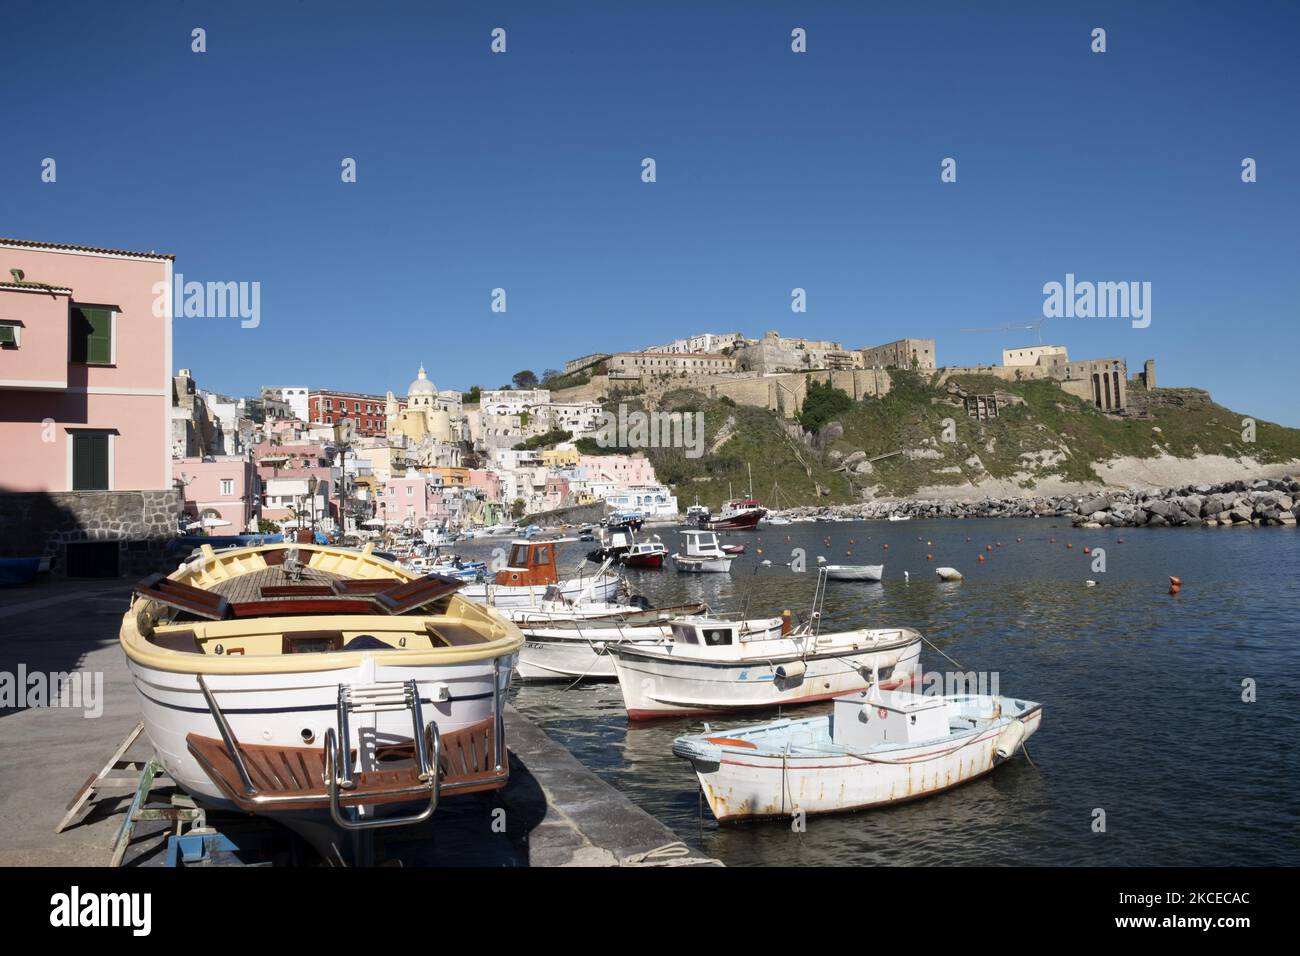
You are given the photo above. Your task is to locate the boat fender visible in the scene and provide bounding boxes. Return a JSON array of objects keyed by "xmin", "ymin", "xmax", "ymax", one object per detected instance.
[
  {"xmin": 774, "ymin": 660, "xmax": 806, "ymax": 681},
  {"xmin": 994, "ymin": 720, "xmax": 1027, "ymax": 759}
]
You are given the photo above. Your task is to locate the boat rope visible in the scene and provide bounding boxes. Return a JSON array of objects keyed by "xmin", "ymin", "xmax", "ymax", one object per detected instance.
[
  {"xmin": 1020, "ymin": 741, "xmax": 1038, "ymax": 770},
  {"xmin": 916, "ymin": 630, "xmax": 966, "ymax": 672},
  {"xmin": 620, "ymin": 841, "xmax": 724, "ymax": 867}
]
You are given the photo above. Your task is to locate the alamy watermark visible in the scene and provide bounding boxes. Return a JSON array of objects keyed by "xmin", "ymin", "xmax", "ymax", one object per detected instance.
[
  {"xmin": 1043, "ymin": 272, "xmax": 1151, "ymax": 328},
  {"xmin": 594, "ymin": 404, "xmax": 705, "ymax": 458},
  {"xmin": 0, "ymin": 666, "xmax": 103, "ymax": 717},
  {"xmin": 152, "ymin": 274, "xmax": 261, "ymax": 329}
]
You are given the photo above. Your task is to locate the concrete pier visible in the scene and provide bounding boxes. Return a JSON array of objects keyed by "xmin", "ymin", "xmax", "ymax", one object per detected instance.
[{"xmin": 0, "ymin": 579, "xmax": 716, "ymax": 867}]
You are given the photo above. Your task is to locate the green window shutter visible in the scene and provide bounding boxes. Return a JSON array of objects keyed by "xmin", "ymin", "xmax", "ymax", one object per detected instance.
[
  {"xmin": 72, "ymin": 433, "xmax": 109, "ymax": 491},
  {"xmin": 70, "ymin": 306, "xmax": 112, "ymax": 364}
]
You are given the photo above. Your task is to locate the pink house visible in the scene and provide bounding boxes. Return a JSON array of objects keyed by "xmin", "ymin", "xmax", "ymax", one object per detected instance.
[
  {"xmin": 0, "ymin": 238, "xmax": 178, "ymax": 576},
  {"xmin": 378, "ymin": 471, "xmax": 448, "ymax": 528},
  {"xmin": 173, "ymin": 456, "xmax": 256, "ymax": 532},
  {"xmin": 467, "ymin": 468, "xmax": 503, "ymax": 503},
  {"xmin": 578, "ymin": 453, "xmax": 657, "ymax": 487}
]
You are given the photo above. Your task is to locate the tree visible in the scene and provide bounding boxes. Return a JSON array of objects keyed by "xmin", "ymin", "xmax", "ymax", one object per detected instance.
[
  {"xmin": 798, "ymin": 377, "xmax": 854, "ymax": 432},
  {"xmin": 512, "ymin": 370, "xmax": 539, "ymax": 390},
  {"xmin": 541, "ymin": 368, "xmax": 561, "ymax": 384},
  {"xmin": 510, "ymin": 497, "xmax": 527, "ymax": 519},
  {"xmin": 465, "ymin": 385, "xmax": 482, "ymax": 404}
]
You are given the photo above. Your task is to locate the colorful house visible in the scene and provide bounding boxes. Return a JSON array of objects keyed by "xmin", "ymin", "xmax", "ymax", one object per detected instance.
[{"xmin": 0, "ymin": 238, "xmax": 179, "ymax": 576}]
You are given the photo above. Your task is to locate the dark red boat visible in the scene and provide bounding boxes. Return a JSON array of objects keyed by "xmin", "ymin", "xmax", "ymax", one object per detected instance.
[
  {"xmin": 705, "ymin": 499, "xmax": 766, "ymax": 530},
  {"xmin": 619, "ymin": 541, "xmax": 667, "ymax": 569}
]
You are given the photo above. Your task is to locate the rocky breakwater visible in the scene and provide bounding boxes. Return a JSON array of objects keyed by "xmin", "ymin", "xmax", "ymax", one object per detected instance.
[
  {"xmin": 1062, "ymin": 477, "xmax": 1299, "ymax": 528},
  {"xmin": 780, "ymin": 477, "xmax": 1300, "ymax": 528}
]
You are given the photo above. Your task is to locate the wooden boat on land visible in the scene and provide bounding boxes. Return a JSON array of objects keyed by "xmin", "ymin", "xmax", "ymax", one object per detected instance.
[
  {"xmin": 671, "ymin": 530, "xmax": 733, "ymax": 573},
  {"xmin": 119, "ymin": 542, "xmax": 523, "ymax": 863},
  {"xmin": 823, "ymin": 563, "xmax": 884, "ymax": 582},
  {"xmin": 459, "ymin": 538, "xmax": 620, "ymax": 607},
  {"xmin": 673, "ymin": 690, "xmax": 1042, "ymax": 821}
]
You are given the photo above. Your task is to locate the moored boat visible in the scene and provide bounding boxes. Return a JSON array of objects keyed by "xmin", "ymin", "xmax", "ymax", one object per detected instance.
[
  {"xmin": 673, "ymin": 690, "xmax": 1042, "ymax": 821},
  {"xmin": 459, "ymin": 538, "xmax": 620, "ymax": 607},
  {"xmin": 671, "ymin": 530, "xmax": 733, "ymax": 573},
  {"xmin": 517, "ymin": 614, "xmax": 783, "ymax": 682},
  {"xmin": 118, "ymin": 541, "xmax": 523, "ymax": 863},
  {"xmin": 619, "ymin": 539, "xmax": 668, "ymax": 569},
  {"xmin": 705, "ymin": 498, "xmax": 766, "ymax": 530},
  {"xmin": 823, "ymin": 563, "xmax": 884, "ymax": 582},
  {"xmin": 606, "ymin": 614, "xmax": 922, "ymax": 718}
]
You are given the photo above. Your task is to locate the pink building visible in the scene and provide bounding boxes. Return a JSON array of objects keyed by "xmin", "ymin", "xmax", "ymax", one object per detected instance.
[
  {"xmin": 173, "ymin": 456, "xmax": 256, "ymax": 533},
  {"xmin": 468, "ymin": 468, "xmax": 503, "ymax": 503},
  {"xmin": 0, "ymin": 238, "xmax": 178, "ymax": 576},
  {"xmin": 378, "ymin": 472, "xmax": 448, "ymax": 528},
  {"xmin": 579, "ymin": 453, "xmax": 657, "ymax": 487}
]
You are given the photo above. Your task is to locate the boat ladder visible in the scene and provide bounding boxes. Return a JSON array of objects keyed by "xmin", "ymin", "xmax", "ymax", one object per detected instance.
[{"xmin": 324, "ymin": 679, "xmax": 442, "ymax": 831}]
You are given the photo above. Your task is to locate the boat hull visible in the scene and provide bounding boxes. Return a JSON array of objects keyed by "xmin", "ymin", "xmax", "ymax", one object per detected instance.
[
  {"xmin": 706, "ymin": 510, "xmax": 763, "ymax": 530},
  {"xmin": 679, "ymin": 700, "xmax": 1042, "ymax": 821},
  {"xmin": 609, "ymin": 638, "xmax": 921, "ymax": 719},
  {"xmin": 460, "ymin": 573, "xmax": 620, "ymax": 608},
  {"xmin": 823, "ymin": 564, "xmax": 884, "ymax": 582},
  {"xmin": 620, "ymin": 551, "xmax": 665, "ymax": 569},
  {"xmin": 671, "ymin": 554, "xmax": 733, "ymax": 573},
  {"xmin": 127, "ymin": 653, "xmax": 516, "ymax": 807}
]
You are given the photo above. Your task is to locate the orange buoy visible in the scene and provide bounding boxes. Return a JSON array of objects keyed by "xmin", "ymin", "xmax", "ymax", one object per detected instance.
[
  {"xmin": 883, "ymin": 544, "xmax": 889, "ymax": 550},
  {"xmin": 1083, "ymin": 546, "xmax": 1091, "ymax": 555},
  {"xmin": 1066, "ymin": 543, "xmax": 1073, "ymax": 549},
  {"xmin": 986, "ymin": 544, "xmax": 993, "ymax": 552},
  {"xmin": 926, "ymin": 553, "xmax": 933, "ymax": 560},
  {"xmin": 1169, "ymin": 575, "xmax": 1182, "ymax": 595}
]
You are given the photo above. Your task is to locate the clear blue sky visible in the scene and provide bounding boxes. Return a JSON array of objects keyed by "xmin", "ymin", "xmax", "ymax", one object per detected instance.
[{"xmin": 3, "ymin": 1, "xmax": 1297, "ymax": 425}]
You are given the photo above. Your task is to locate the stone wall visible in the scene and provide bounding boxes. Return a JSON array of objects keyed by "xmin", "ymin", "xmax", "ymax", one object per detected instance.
[
  {"xmin": 0, "ymin": 489, "xmax": 182, "ymax": 577},
  {"xmin": 524, "ymin": 501, "xmax": 608, "ymax": 528}
]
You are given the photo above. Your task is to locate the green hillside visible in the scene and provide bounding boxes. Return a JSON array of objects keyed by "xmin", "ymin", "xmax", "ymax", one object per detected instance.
[{"xmin": 612, "ymin": 372, "xmax": 1300, "ymax": 506}]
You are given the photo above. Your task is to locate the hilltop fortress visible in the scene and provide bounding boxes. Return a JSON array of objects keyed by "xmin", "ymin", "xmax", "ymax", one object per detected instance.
[{"xmin": 556, "ymin": 330, "xmax": 1157, "ymax": 420}]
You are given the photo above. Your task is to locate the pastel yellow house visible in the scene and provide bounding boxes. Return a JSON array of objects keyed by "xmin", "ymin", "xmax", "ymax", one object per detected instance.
[{"xmin": 541, "ymin": 447, "xmax": 580, "ymax": 468}]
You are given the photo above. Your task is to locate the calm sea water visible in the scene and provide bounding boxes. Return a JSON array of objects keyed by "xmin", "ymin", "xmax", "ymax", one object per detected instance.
[{"xmin": 461, "ymin": 519, "xmax": 1300, "ymax": 866}]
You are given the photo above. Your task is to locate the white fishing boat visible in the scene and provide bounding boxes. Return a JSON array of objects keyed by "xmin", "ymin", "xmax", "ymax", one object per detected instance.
[
  {"xmin": 517, "ymin": 615, "xmax": 785, "ymax": 682},
  {"xmin": 671, "ymin": 530, "xmax": 733, "ymax": 573},
  {"xmin": 887, "ymin": 514, "xmax": 912, "ymax": 522},
  {"xmin": 119, "ymin": 542, "xmax": 523, "ymax": 863},
  {"xmin": 459, "ymin": 538, "xmax": 621, "ymax": 608},
  {"xmin": 607, "ymin": 621, "xmax": 921, "ymax": 719},
  {"xmin": 823, "ymin": 564, "xmax": 884, "ymax": 582},
  {"xmin": 765, "ymin": 515, "xmax": 792, "ymax": 526},
  {"xmin": 673, "ymin": 689, "xmax": 1043, "ymax": 821}
]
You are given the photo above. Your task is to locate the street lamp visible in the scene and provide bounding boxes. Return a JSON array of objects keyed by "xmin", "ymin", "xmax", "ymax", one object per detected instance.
[
  {"xmin": 307, "ymin": 475, "xmax": 319, "ymax": 534},
  {"xmin": 333, "ymin": 417, "xmax": 353, "ymax": 540}
]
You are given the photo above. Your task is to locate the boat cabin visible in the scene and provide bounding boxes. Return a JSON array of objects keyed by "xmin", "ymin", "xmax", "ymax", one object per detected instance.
[
  {"xmin": 832, "ymin": 690, "xmax": 949, "ymax": 748},
  {"xmin": 496, "ymin": 539, "xmax": 563, "ymax": 587},
  {"xmin": 670, "ymin": 618, "xmax": 739, "ymax": 647},
  {"xmin": 680, "ymin": 530, "xmax": 723, "ymax": 557}
]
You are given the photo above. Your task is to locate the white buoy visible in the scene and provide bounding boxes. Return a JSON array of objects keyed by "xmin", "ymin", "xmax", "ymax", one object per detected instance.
[
  {"xmin": 935, "ymin": 567, "xmax": 963, "ymax": 582},
  {"xmin": 904, "ymin": 571, "xmax": 910, "ymax": 583},
  {"xmin": 995, "ymin": 720, "xmax": 1027, "ymax": 759},
  {"xmin": 1085, "ymin": 580, "xmax": 1097, "ymax": 587}
]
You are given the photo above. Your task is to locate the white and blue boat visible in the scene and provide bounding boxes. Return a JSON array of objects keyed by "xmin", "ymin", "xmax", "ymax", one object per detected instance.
[{"xmin": 672, "ymin": 689, "xmax": 1042, "ymax": 822}]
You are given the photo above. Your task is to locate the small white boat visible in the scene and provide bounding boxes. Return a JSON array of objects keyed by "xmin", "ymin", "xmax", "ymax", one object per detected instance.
[
  {"xmin": 515, "ymin": 614, "xmax": 780, "ymax": 682},
  {"xmin": 607, "ymin": 615, "xmax": 921, "ymax": 718},
  {"xmin": 673, "ymin": 689, "xmax": 1042, "ymax": 821},
  {"xmin": 823, "ymin": 564, "xmax": 884, "ymax": 582},
  {"xmin": 671, "ymin": 530, "xmax": 733, "ymax": 573},
  {"xmin": 887, "ymin": 514, "xmax": 912, "ymax": 522},
  {"xmin": 765, "ymin": 515, "xmax": 792, "ymax": 526}
]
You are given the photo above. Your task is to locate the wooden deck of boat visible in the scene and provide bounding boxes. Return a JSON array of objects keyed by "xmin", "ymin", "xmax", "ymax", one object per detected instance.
[{"xmin": 208, "ymin": 567, "xmax": 354, "ymax": 604}]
